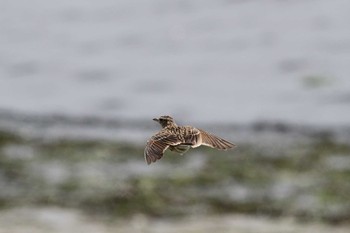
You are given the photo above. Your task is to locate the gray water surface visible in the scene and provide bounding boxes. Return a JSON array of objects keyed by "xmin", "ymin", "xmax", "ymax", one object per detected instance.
[{"xmin": 1, "ymin": 0, "xmax": 350, "ymax": 129}]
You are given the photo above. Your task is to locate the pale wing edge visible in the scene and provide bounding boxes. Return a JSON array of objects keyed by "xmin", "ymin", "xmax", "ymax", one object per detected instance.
[{"xmin": 199, "ymin": 129, "xmax": 236, "ymax": 150}]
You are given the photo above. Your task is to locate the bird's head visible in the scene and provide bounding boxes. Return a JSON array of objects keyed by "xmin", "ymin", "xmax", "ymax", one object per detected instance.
[{"xmin": 153, "ymin": 115, "xmax": 176, "ymax": 128}]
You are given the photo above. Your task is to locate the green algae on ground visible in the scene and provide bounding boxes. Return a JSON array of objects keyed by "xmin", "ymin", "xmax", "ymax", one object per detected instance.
[{"xmin": 0, "ymin": 129, "xmax": 349, "ymax": 223}]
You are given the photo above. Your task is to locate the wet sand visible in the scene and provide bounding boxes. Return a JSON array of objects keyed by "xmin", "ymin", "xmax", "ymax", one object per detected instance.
[{"xmin": 0, "ymin": 207, "xmax": 349, "ymax": 233}]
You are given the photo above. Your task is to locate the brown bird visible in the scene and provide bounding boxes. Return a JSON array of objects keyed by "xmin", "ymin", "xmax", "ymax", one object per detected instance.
[{"xmin": 144, "ymin": 115, "xmax": 236, "ymax": 165}]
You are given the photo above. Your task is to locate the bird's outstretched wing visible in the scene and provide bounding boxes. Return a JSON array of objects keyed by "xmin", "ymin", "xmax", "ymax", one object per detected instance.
[
  {"xmin": 144, "ymin": 130, "xmax": 182, "ymax": 165},
  {"xmin": 198, "ymin": 129, "xmax": 236, "ymax": 150}
]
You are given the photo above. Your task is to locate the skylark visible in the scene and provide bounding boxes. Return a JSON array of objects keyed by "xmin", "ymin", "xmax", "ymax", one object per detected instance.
[{"xmin": 144, "ymin": 115, "xmax": 236, "ymax": 165}]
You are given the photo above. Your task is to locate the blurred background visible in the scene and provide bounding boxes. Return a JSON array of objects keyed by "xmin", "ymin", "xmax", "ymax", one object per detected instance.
[{"xmin": 0, "ymin": 0, "xmax": 349, "ymax": 232}]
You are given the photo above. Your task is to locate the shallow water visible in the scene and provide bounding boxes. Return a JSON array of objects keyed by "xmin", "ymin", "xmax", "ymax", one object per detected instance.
[{"xmin": 1, "ymin": 0, "xmax": 350, "ymax": 128}]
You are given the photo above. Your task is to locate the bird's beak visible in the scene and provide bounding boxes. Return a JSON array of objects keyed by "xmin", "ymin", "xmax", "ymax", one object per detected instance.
[{"xmin": 153, "ymin": 118, "xmax": 159, "ymax": 122}]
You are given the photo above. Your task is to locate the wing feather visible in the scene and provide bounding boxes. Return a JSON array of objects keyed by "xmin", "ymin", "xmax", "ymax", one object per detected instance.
[
  {"xmin": 199, "ymin": 129, "xmax": 236, "ymax": 150},
  {"xmin": 144, "ymin": 130, "xmax": 181, "ymax": 165}
]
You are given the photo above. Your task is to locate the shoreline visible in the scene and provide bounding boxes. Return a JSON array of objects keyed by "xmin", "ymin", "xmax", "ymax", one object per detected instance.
[{"xmin": 1, "ymin": 110, "xmax": 349, "ymax": 144}]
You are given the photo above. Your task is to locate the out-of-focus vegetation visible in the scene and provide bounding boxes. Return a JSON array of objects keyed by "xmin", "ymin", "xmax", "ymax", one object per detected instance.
[{"xmin": 0, "ymin": 128, "xmax": 349, "ymax": 224}]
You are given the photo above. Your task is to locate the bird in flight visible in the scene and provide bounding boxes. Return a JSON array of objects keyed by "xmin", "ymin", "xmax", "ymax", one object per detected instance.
[{"xmin": 144, "ymin": 115, "xmax": 236, "ymax": 165}]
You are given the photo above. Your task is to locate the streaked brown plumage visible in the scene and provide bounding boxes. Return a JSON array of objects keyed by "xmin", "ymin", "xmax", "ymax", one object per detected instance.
[{"xmin": 144, "ymin": 115, "xmax": 236, "ymax": 165}]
